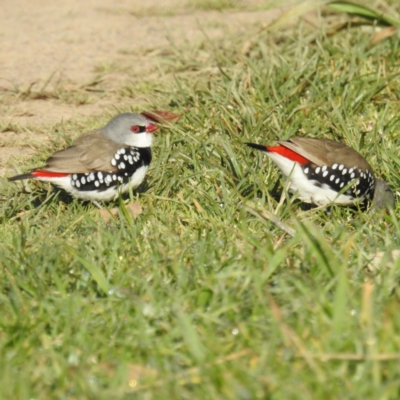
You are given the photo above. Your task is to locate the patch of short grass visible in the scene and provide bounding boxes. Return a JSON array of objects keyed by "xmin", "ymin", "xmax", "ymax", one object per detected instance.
[
  {"xmin": 1, "ymin": 2, "xmax": 400, "ymax": 399},
  {"xmin": 187, "ymin": 0, "xmax": 241, "ymax": 11}
]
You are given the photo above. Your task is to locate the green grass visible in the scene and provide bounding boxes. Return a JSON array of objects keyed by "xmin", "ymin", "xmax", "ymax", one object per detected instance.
[
  {"xmin": 187, "ymin": 0, "xmax": 242, "ymax": 11},
  {"xmin": 1, "ymin": 3, "xmax": 400, "ymax": 399}
]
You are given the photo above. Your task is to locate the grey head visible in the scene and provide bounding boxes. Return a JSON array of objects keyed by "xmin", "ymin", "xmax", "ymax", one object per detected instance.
[
  {"xmin": 102, "ymin": 113, "xmax": 158, "ymax": 147},
  {"xmin": 373, "ymin": 179, "xmax": 395, "ymax": 209}
]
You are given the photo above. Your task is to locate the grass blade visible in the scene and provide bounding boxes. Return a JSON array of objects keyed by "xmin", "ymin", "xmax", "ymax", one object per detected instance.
[{"xmin": 327, "ymin": 1, "xmax": 400, "ymax": 26}]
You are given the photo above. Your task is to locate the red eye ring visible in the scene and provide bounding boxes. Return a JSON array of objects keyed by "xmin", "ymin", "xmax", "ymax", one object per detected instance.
[{"xmin": 130, "ymin": 125, "xmax": 140, "ymax": 133}]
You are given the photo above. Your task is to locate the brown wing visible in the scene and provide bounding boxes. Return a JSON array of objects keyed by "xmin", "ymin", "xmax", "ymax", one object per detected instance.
[
  {"xmin": 40, "ymin": 130, "xmax": 121, "ymax": 173},
  {"xmin": 279, "ymin": 138, "xmax": 373, "ymax": 171}
]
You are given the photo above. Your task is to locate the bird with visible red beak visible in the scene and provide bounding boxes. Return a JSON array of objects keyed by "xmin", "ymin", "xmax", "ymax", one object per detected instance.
[{"xmin": 8, "ymin": 113, "xmax": 158, "ymax": 205}]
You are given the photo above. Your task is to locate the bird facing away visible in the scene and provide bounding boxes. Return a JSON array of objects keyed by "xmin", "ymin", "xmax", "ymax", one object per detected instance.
[
  {"xmin": 246, "ymin": 137, "xmax": 394, "ymax": 209},
  {"xmin": 8, "ymin": 113, "xmax": 158, "ymax": 203}
]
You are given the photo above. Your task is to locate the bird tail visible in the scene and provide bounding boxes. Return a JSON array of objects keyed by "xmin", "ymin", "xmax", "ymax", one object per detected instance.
[
  {"xmin": 246, "ymin": 142, "xmax": 309, "ymax": 165},
  {"xmin": 8, "ymin": 173, "xmax": 34, "ymax": 182},
  {"xmin": 9, "ymin": 170, "xmax": 70, "ymax": 181},
  {"xmin": 246, "ymin": 143, "xmax": 268, "ymax": 152}
]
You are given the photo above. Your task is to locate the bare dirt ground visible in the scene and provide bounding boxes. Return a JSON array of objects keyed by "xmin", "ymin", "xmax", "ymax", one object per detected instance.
[{"xmin": 0, "ymin": 0, "xmax": 284, "ymax": 176}]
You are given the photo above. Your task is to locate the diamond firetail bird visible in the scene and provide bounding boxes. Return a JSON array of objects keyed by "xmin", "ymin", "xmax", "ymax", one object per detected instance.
[
  {"xmin": 246, "ymin": 137, "xmax": 394, "ymax": 209},
  {"xmin": 8, "ymin": 113, "xmax": 158, "ymax": 203}
]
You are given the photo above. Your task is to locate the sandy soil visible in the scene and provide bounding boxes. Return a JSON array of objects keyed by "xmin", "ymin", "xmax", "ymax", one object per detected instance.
[{"xmin": 0, "ymin": 0, "xmax": 284, "ymax": 175}]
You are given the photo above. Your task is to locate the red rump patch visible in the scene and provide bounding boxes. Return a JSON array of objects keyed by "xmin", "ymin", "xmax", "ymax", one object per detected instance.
[
  {"xmin": 32, "ymin": 171, "xmax": 69, "ymax": 178},
  {"xmin": 267, "ymin": 145, "xmax": 310, "ymax": 165}
]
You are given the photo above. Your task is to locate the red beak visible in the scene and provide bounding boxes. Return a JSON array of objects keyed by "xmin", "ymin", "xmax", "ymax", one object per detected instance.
[{"xmin": 146, "ymin": 123, "xmax": 158, "ymax": 133}]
